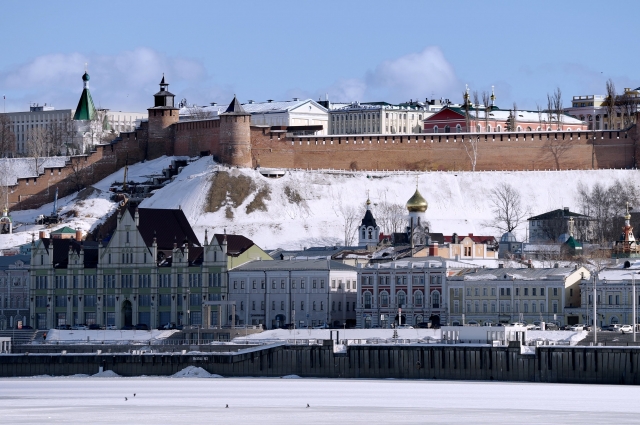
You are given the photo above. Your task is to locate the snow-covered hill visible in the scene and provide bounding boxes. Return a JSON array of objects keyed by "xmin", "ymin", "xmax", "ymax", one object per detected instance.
[
  {"xmin": 1, "ymin": 154, "xmax": 637, "ymax": 252},
  {"xmin": 139, "ymin": 157, "xmax": 639, "ymax": 250}
]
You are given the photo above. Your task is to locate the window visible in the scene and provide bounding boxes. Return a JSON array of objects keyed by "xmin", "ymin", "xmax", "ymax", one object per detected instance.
[
  {"xmin": 253, "ymin": 280, "xmax": 257, "ymax": 289},
  {"xmin": 291, "ymin": 279, "xmax": 296, "ymax": 289},
  {"xmin": 84, "ymin": 275, "xmax": 96, "ymax": 289},
  {"xmin": 500, "ymin": 288, "xmax": 505, "ymax": 296},
  {"xmin": 532, "ymin": 288, "xmax": 536, "ymax": 296},
  {"xmin": 464, "ymin": 246, "xmax": 471, "ymax": 256},
  {"xmin": 414, "ymin": 291, "xmax": 423, "ymax": 307},
  {"xmin": 300, "ymin": 279, "xmax": 305, "ymax": 289},
  {"xmin": 454, "ymin": 288, "xmax": 459, "ymax": 297},
  {"xmin": 397, "ymin": 291, "xmax": 406, "ymax": 307},
  {"xmin": 313, "ymin": 301, "xmax": 317, "ymax": 310},
  {"xmin": 475, "ymin": 288, "xmax": 479, "ymax": 296},
  {"xmin": 321, "ymin": 280, "xmax": 325, "ymax": 289},
  {"xmin": 332, "ymin": 301, "xmax": 335, "ymax": 311},
  {"xmin": 320, "ymin": 302, "xmax": 324, "ymax": 311},
  {"xmin": 281, "ymin": 280, "xmax": 285, "ymax": 289},
  {"xmin": 431, "ymin": 291, "xmax": 440, "ymax": 309},
  {"xmin": 491, "ymin": 288, "xmax": 496, "ymax": 296},
  {"xmin": 506, "ymin": 288, "xmax": 511, "ymax": 296},
  {"xmin": 139, "ymin": 274, "xmax": 151, "ymax": 288},
  {"xmin": 280, "ymin": 301, "xmax": 285, "ymax": 310},
  {"xmin": 106, "ymin": 295, "xmax": 116, "ymax": 307},
  {"xmin": 138, "ymin": 295, "xmax": 150, "ymax": 307},
  {"xmin": 313, "ymin": 280, "xmax": 317, "ymax": 289},
  {"xmin": 301, "ymin": 301, "xmax": 304, "ymax": 311},
  {"xmin": 272, "ymin": 280, "xmax": 276, "ymax": 289},
  {"xmin": 189, "ymin": 294, "xmax": 200, "ymax": 307},
  {"xmin": 524, "ymin": 288, "xmax": 528, "ymax": 296},
  {"xmin": 272, "ymin": 301, "xmax": 275, "ymax": 310},
  {"xmin": 84, "ymin": 295, "xmax": 96, "ymax": 307},
  {"xmin": 466, "ymin": 288, "xmax": 471, "ymax": 296},
  {"xmin": 540, "ymin": 288, "xmax": 545, "ymax": 296},
  {"xmin": 121, "ymin": 275, "xmax": 133, "ymax": 288},
  {"xmin": 380, "ymin": 291, "xmax": 389, "ymax": 307},
  {"xmin": 252, "ymin": 301, "xmax": 256, "ymax": 311},
  {"xmin": 159, "ymin": 274, "xmax": 172, "ymax": 288},
  {"xmin": 261, "ymin": 301, "xmax": 265, "ymax": 310},
  {"xmin": 208, "ymin": 273, "xmax": 220, "ymax": 287},
  {"xmin": 515, "ymin": 288, "xmax": 519, "ymax": 296},
  {"xmin": 364, "ymin": 291, "xmax": 372, "ymax": 309},
  {"xmin": 189, "ymin": 274, "xmax": 202, "ymax": 287}
]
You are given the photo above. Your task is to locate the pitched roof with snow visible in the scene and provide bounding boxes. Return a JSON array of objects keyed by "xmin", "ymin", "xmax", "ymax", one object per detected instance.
[
  {"xmin": 230, "ymin": 259, "xmax": 356, "ymax": 272},
  {"xmin": 455, "ymin": 267, "xmax": 576, "ymax": 281},
  {"xmin": 426, "ymin": 106, "xmax": 585, "ymax": 125},
  {"xmin": 528, "ymin": 208, "xmax": 591, "ymax": 220}
]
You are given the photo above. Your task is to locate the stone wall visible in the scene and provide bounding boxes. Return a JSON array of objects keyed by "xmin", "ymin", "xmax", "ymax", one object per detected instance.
[{"xmin": 2, "ymin": 343, "xmax": 640, "ymax": 385}]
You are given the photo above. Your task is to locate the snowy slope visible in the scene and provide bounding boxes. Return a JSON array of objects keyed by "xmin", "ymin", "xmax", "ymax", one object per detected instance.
[
  {"xmin": 140, "ymin": 156, "xmax": 639, "ymax": 250},
  {"xmin": 0, "ymin": 156, "xmax": 175, "ymax": 250}
]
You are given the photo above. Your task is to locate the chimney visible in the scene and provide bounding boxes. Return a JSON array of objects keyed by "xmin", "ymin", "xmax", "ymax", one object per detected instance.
[
  {"xmin": 498, "ymin": 263, "xmax": 504, "ymax": 268},
  {"xmin": 428, "ymin": 242, "xmax": 439, "ymax": 257},
  {"xmin": 75, "ymin": 229, "xmax": 83, "ymax": 241},
  {"xmin": 39, "ymin": 231, "xmax": 46, "ymax": 240},
  {"xmin": 293, "ymin": 97, "xmax": 299, "ymax": 101}
]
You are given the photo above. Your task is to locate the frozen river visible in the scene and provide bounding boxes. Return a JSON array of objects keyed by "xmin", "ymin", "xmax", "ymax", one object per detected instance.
[{"xmin": 2, "ymin": 375, "xmax": 640, "ymax": 424}]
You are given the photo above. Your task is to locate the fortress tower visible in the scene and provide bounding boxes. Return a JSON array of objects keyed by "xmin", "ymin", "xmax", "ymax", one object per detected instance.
[
  {"xmin": 147, "ymin": 75, "xmax": 179, "ymax": 159},
  {"xmin": 219, "ymin": 96, "xmax": 252, "ymax": 167}
]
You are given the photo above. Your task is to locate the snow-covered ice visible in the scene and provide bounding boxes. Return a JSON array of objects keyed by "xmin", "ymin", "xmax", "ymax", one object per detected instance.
[
  {"xmin": 1, "ymin": 377, "xmax": 639, "ymax": 424},
  {"xmin": 44, "ymin": 329, "xmax": 178, "ymax": 343}
]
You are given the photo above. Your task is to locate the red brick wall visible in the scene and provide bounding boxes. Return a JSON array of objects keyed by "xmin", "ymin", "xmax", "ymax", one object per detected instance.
[{"xmin": 174, "ymin": 119, "xmax": 220, "ymax": 157}]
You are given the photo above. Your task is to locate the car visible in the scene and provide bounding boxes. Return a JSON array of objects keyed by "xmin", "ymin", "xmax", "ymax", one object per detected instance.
[
  {"xmin": 610, "ymin": 324, "xmax": 623, "ymax": 332},
  {"xmin": 20, "ymin": 325, "xmax": 33, "ymax": 330},
  {"xmin": 415, "ymin": 322, "xmax": 430, "ymax": 329},
  {"xmin": 570, "ymin": 324, "xmax": 584, "ymax": 331},
  {"xmin": 121, "ymin": 325, "xmax": 135, "ymax": 330},
  {"xmin": 619, "ymin": 324, "xmax": 633, "ymax": 333},
  {"xmin": 57, "ymin": 324, "xmax": 71, "ymax": 330},
  {"xmin": 88, "ymin": 324, "xmax": 103, "ymax": 330},
  {"xmin": 525, "ymin": 324, "xmax": 537, "ymax": 330},
  {"xmin": 510, "ymin": 322, "xmax": 526, "ymax": 327},
  {"xmin": 106, "ymin": 325, "xmax": 117, "ymax": 330},
  {"xmin": 396, "ymin": 325, "xmax": 414, "ymax": 329},
  {"xmin": 71, "ymin": 324, "xmax": 88, "ymax": 330},
  {"xmin": 135, "ymin": 323, "xmax": 150, "ymax": 331},
  {"xmin": 313, "ymin": 324, "xmax": 329, "ymax": 329}
]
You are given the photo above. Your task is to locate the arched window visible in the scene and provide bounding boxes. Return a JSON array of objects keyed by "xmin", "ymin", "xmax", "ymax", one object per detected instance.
[
  {"xmin": 476, "ymin": 124, "xmax": 481, "ymax": 132},
  {"xmin": 415, "ymin": 314, "xmax": 423, "ymax": 324},
  {"xmin": 368, "ymin": 227, "xmax": 373, "ymax": 239},
  {"xmin": 414, "ymin": 291, "xmax": 423, "ymax": 307},
  {"xmin": 444, "ymin": 125, "xmax": 451, "ymax": 133},
  {"xmin": 547, "ymin": 127, "xmax": 552, "ymax": 131},
  {"xmin": 517, "ymin": 126, "xmax": 522, "ymax": 131},
  {"xmin": 364, "ymin": 315, "xmax": 372, "ymax": 328},
  {"xmin": 397, "ymin": 291, "xmax": 406, "ymax": 307},
  {"xmin": 431, "ymin": 291, "xmax": 440, "ymax": 309},
  {"xmin": 537, "ymin": 126, "xmax": 541, "ymax": 131},
  {"xmin": 496, "ymin": 125, "xmax": 501, "ymax": 132},
  {"xmin": 566, "ymin": 127, "xmax": 571, "ymax": 131},
  {"xmin": 361, "ymin": 228, "xmax": 366, "ymax": 239},
  {"xmin": 433, "ymin": 125, "xmax": 438, "ymax": 133},
  {"xmin": 526, "ymin": 127, "xmax": 532, "ymax": 131},
  {"xmin": 487, "ymin": 125, "xmax": 491, "ymax": 132},
  {"xmin": 456, "ymin": 124, "xmax": 462, "ymax": 133},
  {"xmin": 364, "ymin": 291, "xmax": 372, "ymax": 309},
  {"xmin": 380, "ymin": 291, "xmax": 389, "ymax": 307}
]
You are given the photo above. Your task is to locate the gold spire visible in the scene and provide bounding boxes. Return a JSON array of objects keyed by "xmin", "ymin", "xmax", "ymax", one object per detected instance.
[{"xmin": 625, "ymin": 202, "xmax": 632, "ymax": 220}]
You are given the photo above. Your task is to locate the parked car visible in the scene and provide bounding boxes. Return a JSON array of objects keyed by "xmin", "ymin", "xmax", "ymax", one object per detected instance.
[
  {"xmin": 397, "ymin": 325, "xmax": 414, "ymax": 329},
  {"xmin": 57, "ymin": 324, "xmax": 71, "ymax": 330},
  {"xmin": 313, "ymin": 323, "xmax": 329, "ymax": 329},
  {"xmin": 415, "ymin": 322, "xmax": 430, "ymax": 329},
  {"xmin": 570, "ymin": 324, "xmax": 584, "ymax": 331},
  {"xmin": 106, "ymin": 325, "xmax": 117, "ymax": 330},
  {"xmin": 20, "ymin": 325, "xmax": 33, "ymax": 330},
  {"xmin": 71, "ymin": 324, "xmax": 88, "ymax": 330},
  {"xmin": 619, "ymin": 324, "xmax": 633, "ymax": 333},
  {"xmin": 88, "ymin": 324, "xmax": 103, "ymax": 330},
  {"xmin": 510, "ymin": 322, "xmax": 526, "ymax": 327},
  {"xmin": 121, "ymin": 325, "xmax": 134, "ymax": 330},
  {"xmin": 611, "ymin": 324, "xmax": 623, "ymax": 332},
  {"xmin": 135, "ymin": 323, "xmax": 150, "ymax": 331}
]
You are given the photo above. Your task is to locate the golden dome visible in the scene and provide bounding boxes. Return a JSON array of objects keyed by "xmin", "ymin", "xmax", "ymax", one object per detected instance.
[{"xmin": 406, "ymin": 189, "xmax": 428, "ymax": 213}]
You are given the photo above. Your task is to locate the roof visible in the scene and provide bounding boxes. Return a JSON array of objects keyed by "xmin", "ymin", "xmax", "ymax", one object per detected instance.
[
  {"xmin": 213, "ymin": 233, "xmax": 255, "ymax": 257},
  {"xmin": 0, "ymin": 254, "xmax": 30, "ymax": 268},
  {"xmin": 40, "ymin": 239, "xmax": 99, "ymax": 268},
  {"xmin": 223, "ymin": 96, "xmax": 249, "ymax": 115},
  {"xmin": 51, "ymin": 226, "xmax": 76, "ymax": 234},
  {"xmin": 230, "ymin": 259, "xmax": 357, "ymax": 272},
  {"xmin": 528, "ymin": 208, "xmax": 591, "ymax": 220},
  {"xmin": 73, "ymin": 88, "xmax": 96, "ymax": 121},
  {"xmin": 361, "ymin": 209, "xmax": 377, "ymax": 228},
  {"xmin": 454, "ymin": 267, "xmax": 578, "ymax": 281},
  {"xmin": 444, "ymin": 234, "xmax": 497, "ymax": 244},
  {"xmin": 362, "ymin": 256, "xmax": 476, "ymax": 270},
  {"xmin": 136, "ymin": 208, "xmax": 200, "ymax": 251},
  {"xmin": 241, "ymin": 99, "xmax": 327, "ymax": 114},
  {"xmin": 425, "ymin": 106, "xmax": 585, "ymax": 125}
]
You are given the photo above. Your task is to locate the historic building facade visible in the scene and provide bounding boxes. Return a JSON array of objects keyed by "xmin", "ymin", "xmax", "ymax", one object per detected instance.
[
  {"xmin": 227, "ymin": 259, "xmax": 358, "ymax": 329},
  {"xmin": 0, "ymin": 255, "xmax": 30, "ymax": 330},
  {"xmin": 447, "ymin": 267, "xmax": 589, "ymax": 326},
  {"xmin": 29, "ymin": 206, "xmax": 270, "ymax": 330}
]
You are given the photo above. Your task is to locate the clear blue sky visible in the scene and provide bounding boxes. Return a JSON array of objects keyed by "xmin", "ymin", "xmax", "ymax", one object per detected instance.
[{"xmin": 0, "ymin": 0, "xmax": 637, "ymax": 112}]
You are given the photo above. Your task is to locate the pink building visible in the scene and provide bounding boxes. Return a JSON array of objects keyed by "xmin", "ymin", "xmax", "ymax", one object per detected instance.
[{"xmin": 423, "ymin": 106, "xmax": 588, "ymax": 133}]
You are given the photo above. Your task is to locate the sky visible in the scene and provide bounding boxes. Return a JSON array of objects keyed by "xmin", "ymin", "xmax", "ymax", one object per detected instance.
[{"xmin": 0, "ymin": 0, "xmax": 638, "ymax": 113}]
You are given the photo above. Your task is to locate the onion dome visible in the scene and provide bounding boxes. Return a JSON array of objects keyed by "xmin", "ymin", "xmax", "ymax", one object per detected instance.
[
  {"xmin": 82, "ymin": 72, "xmax": 90, "ymax": 82},
  {"xmin": 406, "ymin": 188, "xmax": 428, "ymax": 213}
]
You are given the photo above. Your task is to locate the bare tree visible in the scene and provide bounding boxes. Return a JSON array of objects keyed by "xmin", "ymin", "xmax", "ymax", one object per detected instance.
[
  {"xmin": 604, "ymin": 79, "xmax": 617, "ymax": 130},
  {"xmin": 617, "ymin": 91, "xmax": 638, "ymax": 129},
  {"xmin": 481, "ymin": 91, "xmax": 491, "ymax": 129},
  {"xmin": 0, "ymin": 114, "xmax": 16, "ymax": 158},
  {"xmin": 487, "ymin": 183, "xmax": 527, "ymax": 233},
  {"xmin": 185, "ymin": 106, "xmax": 214, "ymax": 121},
  {"xmin": 463, "ymin": 134, "xmax": 479, "ymax": 171},
  {"xmin": 543, "ymin": 134, "xmax": 573, "ymax": 170},
  {"xmin": 26, "ymin": 127, "xmax": 49, "ymax": 176},
  {"xmin": 546, "ymin": 87, "xmax": 564, "ymax": 130},
  {"xmin": 375, "ymin": 201, "xmax": 406, "ymax": 235},
  {"xmin": 338, "ymin": 204, "xmax": 361, "ymax": 246}
]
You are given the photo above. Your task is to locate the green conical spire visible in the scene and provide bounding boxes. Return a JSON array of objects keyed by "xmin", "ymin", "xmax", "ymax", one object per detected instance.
[{"xmin": 73, "ymin": 69, "xmax": 97, "ymax": 121}]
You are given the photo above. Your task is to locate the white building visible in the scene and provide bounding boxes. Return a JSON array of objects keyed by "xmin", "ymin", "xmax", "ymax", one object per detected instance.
[
  {"xmin": 447, "ymin": 267, "xmax": 589, "ymax": 327},
  {"xmin": 328, "ymin": 100, "xmax": 443, "ymax": 135},
  {"xmin": 179, "ymin": 98, "xmax": 329, "ymax": 135},
  {"xmin": 227, "ymin": 259, "xmax": 358, "ymax": 329}
]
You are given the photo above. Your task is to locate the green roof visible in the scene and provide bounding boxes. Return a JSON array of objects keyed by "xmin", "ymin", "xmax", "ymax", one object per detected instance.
[
  {"xmin": 51, "ymin": 226, "xmax": 76, "ymax": 234},
  {"xmin": 73, "ymin": 88, "xmax": 96, "ymax": 121}
]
